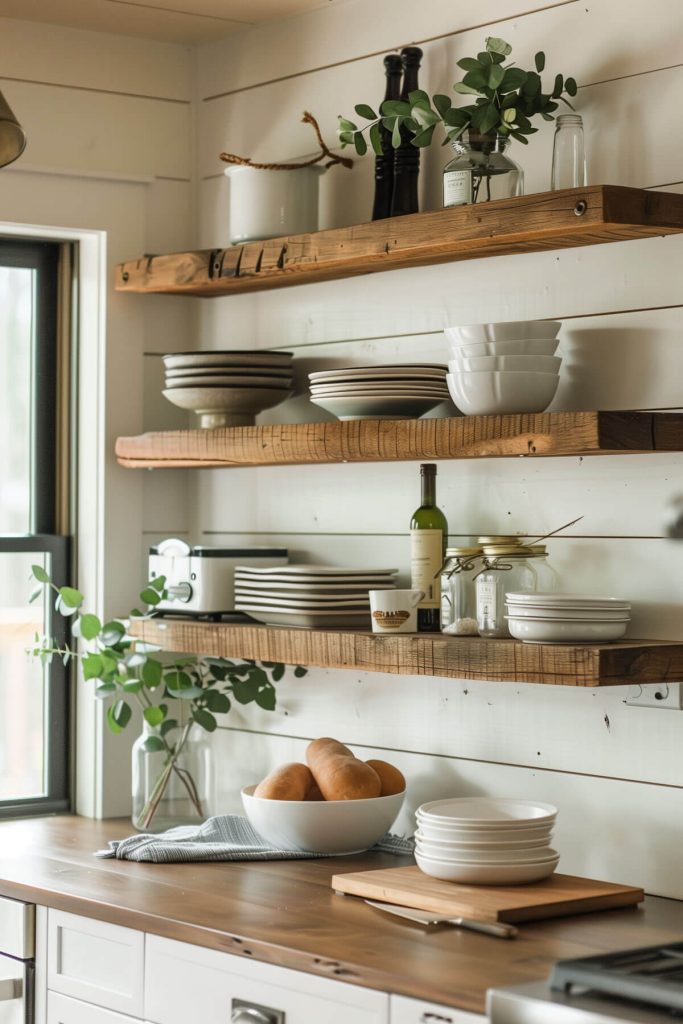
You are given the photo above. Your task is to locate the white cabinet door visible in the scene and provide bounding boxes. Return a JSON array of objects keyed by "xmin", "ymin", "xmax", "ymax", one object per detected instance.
[
  {"xmin": 145, "ymin": 933, "xmax": 388, "ymax": 1024},
  {"xmin": 47, "ymin": 990, "xmax": 140, "ymax": 1024},
  {"xmin": 47, "ymin": 910, "xmax": 144, "ymax": 1017},
  {"xmin": 390, "ymin": 994, "xmax": 485, "ymax": 1024}
]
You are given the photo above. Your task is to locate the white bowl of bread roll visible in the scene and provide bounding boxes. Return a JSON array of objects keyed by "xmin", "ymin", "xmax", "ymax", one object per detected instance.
[{"xmin": 241, "ymin": 737, "xmax": 406, "ymax": 854}]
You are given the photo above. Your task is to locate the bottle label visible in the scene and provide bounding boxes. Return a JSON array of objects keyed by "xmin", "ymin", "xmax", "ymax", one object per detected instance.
[
  {"xmin": 443, "ymin": 169, "xmax": 471, "ymax": 208},
  {"xmin": 477, "ymin": 580, "xmax": 497, "ymax": 622},
  {"xmin": 410, "ymin": 529, "xmax": 442, "ymax": 608}
]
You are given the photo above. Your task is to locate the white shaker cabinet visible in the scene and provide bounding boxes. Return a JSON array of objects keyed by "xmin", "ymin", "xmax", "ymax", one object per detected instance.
[
  {"xmin": 390, "ymin": 995, "xmax": 485, "ymax": 1023},
  {"xmin": 47, "ymin": 990, "xmax": 141, "ymax": 1024}
]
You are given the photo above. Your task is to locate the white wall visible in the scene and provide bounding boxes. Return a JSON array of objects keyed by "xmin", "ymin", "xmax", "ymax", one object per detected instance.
[{"xmin": 184, "ymin": 0, "xmax": 683, "ymax": 899}]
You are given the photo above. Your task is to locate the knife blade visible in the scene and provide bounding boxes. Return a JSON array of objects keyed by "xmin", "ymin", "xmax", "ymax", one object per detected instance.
[{"xmin": 364, "ymin": 899, "xmax": 518, "ymax": 939}]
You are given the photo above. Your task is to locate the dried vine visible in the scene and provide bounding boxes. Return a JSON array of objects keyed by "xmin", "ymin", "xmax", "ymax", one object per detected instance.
[{"xmin": 219, "ymin": 111, "xmax": 353, "ymax": 171}]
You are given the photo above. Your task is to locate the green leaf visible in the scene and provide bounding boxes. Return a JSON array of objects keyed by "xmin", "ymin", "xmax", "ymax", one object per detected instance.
[
  {"xmin": 509, "ymin": 130, "xmax": 530, "ymax": 144},
  {"xmin": 144, "ymin": 705, "xmax": 166, "ymax": 727},
  {"xmin": 140, "ymin": 587, "xmax": 161, "ymax": 606},
  {"xmin": 173, "ymin": 686, "xmax": 204, "ymax": 700},
  {"xmin": 353, "ymin": 132, "xmax": 367, "ymax": 156},
  {"xmin": 122, "ymin": 678, "xmax": 143, "ymax": 693},
  {"xmin": 293, "ymin": 666, "xmax": 307, "ymax": 678},
  {"xmin": 354, "ymin": 103, "xmax": 376, "ymax": 120},
  {"xmin": 142, "ymin": 659, "xmax": 163, "ymax": 689},
  {"xmin": 95, "ymin": 681, "xmax": 116, "ymax": 698},
  {"xmin": 453, "ymin": 83, "xmax": 481, "ymax": 96},
  {"xmin": 381, "ymin": 99, "xmax": 411, "ymax": 116},
  {"xmin": 83, "ymin": 653, "xmax": 104, "ymax": 680},
  {"xmin": 391, "ymin": 117, "xmax": 402, "ymax": 148},
  {"xmin": 204, "ymin": 690, "xmax": 231, "ymax": 714},
  {"xmin": 535, "ymin": 51, "xmax": 546, "ymax": 73},
  {"xmin": 522, "ymin": 72, "xmax": 542, "ymax": 98},
  {"xmin": 338, "ymin": 117, "xmax": 357, "ymax": 132},
  {"xmin": 193, "ymin": 709, "xmax": 217, "ymax": 732},
  {"xmin": 269, "ymin": 663, "xmax": 284, "ymax": 682},
  {"xmin": 462, "ymin": 69, "xmax": 488, "ymax": 91},
  {"xmin": 433, "ymin": 94, "xmax": 452, "ymax": 117},
  {"xmin": 565, "ymin": 77, "xmax": 578, "ymax": 97},
  {"xmin": 503, "ymin": 107, "xmax": 517, "ymax": 124},
  {"xmin": 160, "ymin": 718, "xmax": 178, "ymax": 737},
  {"xmin": 149, "ymin": 575, "xmax": 166, "ymax": 592},
  {"xmin": 477, "ymin": 50, "xmax": 493, "ymax": 65},
  {"xmin": 255, "ymin": 687, "xmax": 276, "ymax": 711},
  {"xmin": 59, "ymin": 586, "xmax": 84, "ymax": 610},
  {"xmin": 232, "ymin": 676, "xmax": 258, "ymax": 704},
  {"xmin": 368, "ymin": 122, "xmax": 382, "ymax": 155},
  {"xmin": 408, "ymin": 88, "xmax": 431, "ymax": 109},
  {"xmin": 478, "ymin": 103, "xmax": 501, "ymax": 133},
  {"xmin": 485, "ymin": 36, "xmax": 513, "ymax": 56},
  {"xmin": 456, "ymin": 58, "xmax": 482, "ymax": 72},
  {"xmin": 125, "ymin": 652, "xmax": 147, "ymax": 668},
  {"xmin": 487, "ymin": 65, "xmax": 505, "ymax": 92},
  {"xmin": 79, "ymin": 613, "xmax": 102, "ymax": 640},
  {"xmin": 31, "ymin": 564, "xmax": 50, "ymax": 584},
  {"xmin": 28, "ymin": 586, "xmax": 42, "ymax": 605},
  {"xmin": 107, "ymin": 699, "xmax": 131, "ymax": 734},
  {"xmin": 141, "ymin": 735, "xmax": 166, "ymax": 753},
  {"xmin": 412, "ymin": 107, "xmax": 439, "ymax": 129},
  {"xmin": 165, "ymin": 670, "xmax": 192, "ymax": 691},
  {"xmin": 444, "ymin": 107, "xmax": 470, "ymax": 127},
  {"xmin": 552, "ymin": 73, "xmax": 564, "ymax": 98},
  {"xmin": 500, "ymin": 67, "xmax": 528, "ymax": 92}
]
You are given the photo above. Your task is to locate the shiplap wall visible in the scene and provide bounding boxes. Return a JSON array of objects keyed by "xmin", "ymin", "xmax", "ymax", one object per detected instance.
[{"xmin": 173, "ymin": 0, "xmax": 683, "ymax": 899}]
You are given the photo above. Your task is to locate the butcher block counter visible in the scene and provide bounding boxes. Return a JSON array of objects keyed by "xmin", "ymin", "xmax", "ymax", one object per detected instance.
[{"xmin": 2, "ymin": 815, "xmax": 683, "ymax": 1015}]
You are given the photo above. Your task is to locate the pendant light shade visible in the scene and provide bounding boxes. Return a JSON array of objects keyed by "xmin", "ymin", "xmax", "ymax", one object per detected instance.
[{"xmin": 0, "ymin": 90, "xmax": 27, "ymax": 168}]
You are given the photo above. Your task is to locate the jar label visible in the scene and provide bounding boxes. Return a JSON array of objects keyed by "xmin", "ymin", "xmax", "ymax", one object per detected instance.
[
  {"xmin": 443, "ymin": 170, "xmax": 471, "ymax": 208},
  {"xmin": 476, "ymin": 580, "xmax": 497, "ymax": 621},
  {"xmin": 411, "ymin": 529, "xmax": 442, "ymax": 608}
]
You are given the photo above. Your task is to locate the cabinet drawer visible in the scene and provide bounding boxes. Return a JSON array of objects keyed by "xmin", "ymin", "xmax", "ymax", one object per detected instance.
[
  {"xmin": 145, "ymin": 933, "xmax": 388, "ymax": 1024},
  {"xmin": 390, "ymin": 994, "xmax": 484, "ymax": 1024},
  {"xmin": 47, "ymin": 910, "xmax": 144, "ymax": 1017},
  {"xmin": 47, "ymin": 990, "xmax": 140, "ymax": 1024}
]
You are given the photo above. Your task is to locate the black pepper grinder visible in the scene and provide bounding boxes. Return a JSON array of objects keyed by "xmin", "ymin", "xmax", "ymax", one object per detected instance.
[
  {"xmin": 372, "ymin": 53, "xmax": 403, "ymax": 221},
  {"xmin": 390, "ymin": 46, "xmax": 423, "ymax": 217}
]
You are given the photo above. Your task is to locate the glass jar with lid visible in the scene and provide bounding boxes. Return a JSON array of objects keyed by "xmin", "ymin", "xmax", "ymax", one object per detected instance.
[
  {"xmin": 475, "ymin": 537, "xmax": 537, "ymax": 638},
  {"xmin": 527, "ymin": 543, "xmax": 560, "ymax": 592},
  {"xmin": 440, "ymin": 546, "xmax": 483, "ymax": 635}
]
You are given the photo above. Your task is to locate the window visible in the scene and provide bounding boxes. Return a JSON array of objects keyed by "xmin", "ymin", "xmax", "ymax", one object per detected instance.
[{"xmin": 0, "ymin": 239, "xmax": 70, "ymax": 815}]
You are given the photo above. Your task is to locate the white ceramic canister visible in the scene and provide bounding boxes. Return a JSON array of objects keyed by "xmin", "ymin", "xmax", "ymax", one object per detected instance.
[{"xmin": 225, "ymin": 165, "xmax": 325, "ymax": 245}]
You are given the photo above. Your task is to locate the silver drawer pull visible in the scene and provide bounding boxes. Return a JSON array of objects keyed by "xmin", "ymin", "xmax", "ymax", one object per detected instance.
[
  {"xmin": 0, "ymin": 978, "xmax": 21, "ymax": 1002},
  {"xmin": 231, "ymin": 999, "xmax": 285, "ymax": 1024},
  {"xmin": 420, "ymin": 1014, "xmax": 454, "ymax": 1023}
]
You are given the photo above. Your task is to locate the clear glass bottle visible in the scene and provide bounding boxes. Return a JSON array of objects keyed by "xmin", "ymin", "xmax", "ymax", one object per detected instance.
[
  {"xmin": 443, "ymin": 131, "xmax": 524, "ymax": 208},
  {"xmin": 550, "ymin": 114, "xmax": 587, "ymax": 190},
  {"xmin": 132, "ymin": 722, "xmax": 214, "ymax": 833},
  {"xmin": 476, "ymin": 542, "xmax": 537, "ymax": 638},
  {"xmin": 527, "ymin": 543, "xmax": 560, "ymax": 592},
  {"xmin": 440, "ymin": 546, "xmax": 483, "ymax": 635}
]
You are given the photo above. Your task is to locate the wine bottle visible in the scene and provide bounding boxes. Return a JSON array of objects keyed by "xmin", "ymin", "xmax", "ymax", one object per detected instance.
[
  {"xmin": 372, "ymin": 53, "xmax": 403, "ymax": 221},
  {"xmin": 390, "ymin": 46, "xmax": 423, "ymax": 217},
  {"xmin": 410, "ymin": 463, "xmax": 448, "ymax": 632}
]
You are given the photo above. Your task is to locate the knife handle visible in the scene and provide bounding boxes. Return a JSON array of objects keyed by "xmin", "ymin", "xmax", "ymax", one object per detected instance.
[{"xmin": 451, "ymin": 918, "xmax": 518, "ymax": 939}]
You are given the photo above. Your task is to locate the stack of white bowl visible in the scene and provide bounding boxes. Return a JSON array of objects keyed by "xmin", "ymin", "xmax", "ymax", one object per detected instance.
[
  {"xmin": 506, "ymin": 592, "xmax": 631, "ymax": 644},
  {"xmin": 162, "ymin": 350, "xmax": 294, "ymax": 428},
  {"xmin": 445, "ymin": 320, "xmax": 562, "ymax": 415},
  {"xmin": 308, "ymin": 364, "xmax": 451, "ymax": 421},
  {"xmin": 415, "ymin": 797, "xmax": 559, "ymax": 885}
]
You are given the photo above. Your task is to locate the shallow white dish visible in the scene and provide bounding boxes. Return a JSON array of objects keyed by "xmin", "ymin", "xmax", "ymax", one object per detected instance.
[
  {"xmin": 448, "ymin": 354, "xmax": 561, "ymax": 374},
  {"xmin": 417, "ymin": 797, "xmax": 557, "ymax": 827},
  {"xmin": 233, "ymin": 594, "xmax": 370, "ymax": 608},
  {"xmin": 235, "ymin": 606, "xmax": 371, "ymax": 627},
  {"xmin": 241, "ymin": 784, "xmax": 405, "ymax": 854},
  {"xmin": 415, "ymin": 840, "xmax": 558, "ymax": 864},
  {"xmin": 166, "ymin": 365, "xmax": 293, "ymax": 379},
  {"xmin": 505, "ymin": 592, "xmax": 630, "ymax": 607},
  {"xmin": 311, "ymin": 394, "xmax": 450, "ymax": 420},
  {"xmin": 447, "ymin": 370, "xmax": 559, "ymax": 416},
  {"xmin": 309, "ymin": 364, "xmax": 447, "ymax": 381},
  {"xmin": 416, "ymin": 821, "xmax": 554, "ymax": 843},
  {"xmin": 233, "ymin": 579, "xmax": 395, "ymax": 592},
  {"xmin": 415, "ymin": 849, "xmax": 560, "ymax": 884},
  {"xmin": 163, "ymin": 351, "xmax": 293, "ymax": 370},
  {"xmin": 166, "ymin": 375, "xmax": 294, "ymax": 389},
  {"xmin": 506, "ymin": 604, "xmax": 631, "ymax": 621},
  {"xmin": 507, "ymin": 616, "xmax": 629, "ymax": 643},
  {"xmin": 447, "ymin": 338, "xmax": 561, "ymax": 359},
  {"xmin": 414, "ymin": 830, "xmax": 551, "ymax": 852},
  {"xmin": 163, "ymin": 385, "xmax": 293, "ymax": 428},
  {"xmin": 445, "ymin": 321, "xmax": 562, "ymax": 344},
  {"xmin": 309, "ymin": 383, "xmax": 450, "ymax": 396},
  {"xmin": 235, "ymin": 564, "xmax": 397, "ymax": 576}
]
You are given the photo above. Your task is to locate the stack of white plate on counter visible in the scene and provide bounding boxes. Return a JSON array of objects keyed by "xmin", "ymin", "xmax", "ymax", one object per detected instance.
[
  {"xmin": 445, "ymin": 320, "xmax": 562, "ymax": 415},
  {"xmin": 233, "ymin": 564, "xmax": 397, "ymax": 628},
  {"xmin": 506, "ymin": 592, "xmax": 631, "ymax": 644},
  {"xmin": 308, "ymin": 364, "xmax": 452, "ymax": 421},
  {"xmin": 162, "ymin": 350, "xmax": 294, "ymax": 428},
  {"xmin": 415, "ymin": 797, "xmax": 559, "ymax": 885}
]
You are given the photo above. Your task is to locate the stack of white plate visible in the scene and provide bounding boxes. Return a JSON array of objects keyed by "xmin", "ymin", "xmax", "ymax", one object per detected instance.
[
  {"xmin": 415, "ymin": 797, "xmax": 559, "ymax": 885},
  {"xmin": 233, "ymin": 564, "xmax": 398, "ymax": 628},
  {"xmin": 506, "ymin": 592, "xmax": 631, "ymax": 643},
  {"xmin": 308, "ymin": 364, "xmax": 451, "ymax": 421},
  {"xmin": 445, "ymin": 321, "xmax": 562, "ymax": 415},
  {"xmin": 162, "ymin": 350, "xmax": 294, "ymax": 428}
]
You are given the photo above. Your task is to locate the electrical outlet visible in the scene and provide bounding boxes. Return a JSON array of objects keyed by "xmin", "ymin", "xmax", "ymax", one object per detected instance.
[{"xmin": 625, "ymin": 683, "xmax": 683, "ymax": 709}]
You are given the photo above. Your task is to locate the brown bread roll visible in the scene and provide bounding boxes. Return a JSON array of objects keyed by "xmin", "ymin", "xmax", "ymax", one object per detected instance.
[
  {"xmin": 306, "ymin": 738, "xmax": 381, "ymax": 800},
  {"xmin": 254, "ymin": 762, "xmax": 315, "ymax": 801},
  {"xmin": 305, "ymin": 780, "xmax": 325, "ymax": 801},
  {"xmin": 306, "ymin": 736, "xmax": 354, "ymax": 761},
  {"xmin": 365, "ymin": 759, "xmax": 406, "ymax": 796}
]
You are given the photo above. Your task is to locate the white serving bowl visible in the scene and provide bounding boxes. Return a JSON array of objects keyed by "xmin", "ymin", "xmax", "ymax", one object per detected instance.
[
  {"xmin": 417, "ymin": 797, "xmax": 557, "ymax": 827},
  {"xmin": 506, "ymin": 605, "xmax": 630, "ymax": 621},
  {"xmin": 447, "ymin": 370, "xmax": 559, "ymax": 416},
  {"xmin": 447, "ymin": 338, "xmax": 561, "ymax": 358},
  {"xmin": 310, "ymin": 394, "xmax": 449, "ymax": 421},
  {"xmin": 414, "ymin": 830, "xmax": 551, "ymax": 852},
  {"xmin": 507, "ymin": 616, "xmax": 629, "ymax": 644},
  {"xmin": 415, "ymin": 849, "xmax": 560, "ymax": 884},
  {"xmin": 415, "ymin": 840, "xmax": 557, "ymax": 864},
  {"xmin": 163, "ymin": 385, "xmax": 293, "ymax": 428},
  {"xmin": 241, "ymin": 784, "xmax": 405, "ymax": 854},
  {"xmin": 416, "ymin": 822, "xmax": 554, "ymax": 844},
  {"xmin": 448, "ymin": 354, "xmax": 562, "ymax": 374},
  {"xmin": 445, "ymin": 321, "xmax": 562, "ymax": 344}
]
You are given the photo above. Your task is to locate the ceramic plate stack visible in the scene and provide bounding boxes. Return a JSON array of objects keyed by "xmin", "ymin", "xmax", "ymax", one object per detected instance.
[
  {"xmin": 445, "ymin": 321, "xmax": 562, "ymax": 415},
  {"xmin": 506, "ymin": 592, "xmax": 631, "ymax": 643},
  {"xmin": 162, "ymin": 350, "xmax": 294, "ymax": 428},
  {"xmin": 415, "ymin": 797, "xmax": 559, "ymax": 885},
  {"xmin": 233, "ymin": 564, "xmax": 398, "ymax": 628},
  {"xmin": 308, "ymin": 364, "xmax": 451, "ymax": 420}
]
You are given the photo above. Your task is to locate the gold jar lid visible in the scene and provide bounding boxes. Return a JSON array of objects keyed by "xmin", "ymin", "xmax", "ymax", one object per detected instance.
[
  {"xmin": 482, "ymin": 543, "xmax": 534, "ymax": 557},
  {"xmin": 477, "ymin": 535, "xmax": 524, "ymax": 546},
  {"xmin": 445, "ymin": 546, "xmax": 483, "ymax": 557},
  {"xmin": 528, "ymin": 543, "xmax": 548, "ymax": 557}
]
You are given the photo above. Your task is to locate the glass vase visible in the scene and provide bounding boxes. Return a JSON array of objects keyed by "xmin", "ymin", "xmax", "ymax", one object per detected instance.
[
  {"xmin": 443, "ymin": 131, "xmax": 523, "ymax": 208},
  {"xmin": 550, "ymin": 114, "xmax": 587, "ymax": 190},
  {"xmin": 131, "ymin": 721, "xmax": 214, "ymax": 833}
]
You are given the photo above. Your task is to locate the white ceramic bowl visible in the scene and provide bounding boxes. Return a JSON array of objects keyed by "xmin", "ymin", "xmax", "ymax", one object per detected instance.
[
  {"xmin": 447, "ymin": 338, "xmax": 561, "ymax": 358},
  {"xmin": 447, "ymin": 370, "xmax": 559, "ymax": 416},
  {"xmin": 414, "ymin": 830, "xmax": 551, "ymax": 852},
  {"xmin": 415, "ymin": 840, "xmax": 557, "ymax": 864},
  {"xmin": 507, "ymin": 616, "xmax": 629, "ymax": 643},
  {"xmin": 506, "ymin": 604, "xmax": 630, "ymax": 621},
  {"xmin": 310, "ymin": 394, "xmax": 449, "ymax": 421},
  {"xmin": 417, "ymin": 797, "xmax": 557, "ymax": 827},
  {"xmin": 448, "ymin": 355, "xmax": 562, "ymax": 374},
  {"xmin": 445, "ymin": 321, "xmax": 562, "ymax": 344},
  {"xmin": 416, "ymin": 822, "xmax": 554, "ymax": 843},
  {"xmin": 241, "ymin": 784, "xmax": 405, "ymax": 854},
  {"xmin": 163, "ymin": 385, "xmax": 293, "ymax": 428},
  {"xmin": 506, "ymin": 592, "xmax": 630, "ymax": 607},
  {"xmin": 415, "ymin": 849, "xmax": 560, "ymax": 884}
]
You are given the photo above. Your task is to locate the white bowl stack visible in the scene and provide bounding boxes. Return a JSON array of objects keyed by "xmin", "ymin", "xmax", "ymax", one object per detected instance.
[
  {"xmin": 445, "ymin": 320, "xmax": 562, "ymax": 415},
  {"xmin": 308, "ymin": 364, "xmax": 451, "ymax": 420},
  {"xmin": 162, "ymin": 350, "xmax": 294, "ymax": 428},
  {"xmin": 415, "ymin": 797, "xmax": 559, "ymax": 885},
  {"xmin": 506, "ymin": 592, "xmax": 631, "ymax": 643}
]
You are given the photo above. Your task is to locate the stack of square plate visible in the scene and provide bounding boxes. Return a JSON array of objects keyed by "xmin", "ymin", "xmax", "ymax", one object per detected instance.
[
  {"xmin": 162, "ymin": 350, "xmax": 294, "ymax": 428},
  {"xmin": 308, "ymin": 364, "xmax": 451, "ymax": 420},
  {"xmin": 234, "ymin": 564, "xmax": 398, "ymax": 628}
]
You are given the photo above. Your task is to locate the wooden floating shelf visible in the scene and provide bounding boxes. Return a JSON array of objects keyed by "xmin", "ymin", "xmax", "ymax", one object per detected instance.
[
  {"xmin": 115, "ymin": 186, "xmax": 683, "ymax": 297},
  {"xmin": 129, "ymin": 619, "xmax": 683, "ymax": 688},
  {"xmin": 116, "ymin": 411, "xmax": 683, "ymax": 469}
]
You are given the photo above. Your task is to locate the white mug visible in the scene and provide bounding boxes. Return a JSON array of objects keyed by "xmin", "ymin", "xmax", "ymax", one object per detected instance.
[{"xmin": 369, "ymin": 589, "xmax": 425, "ymax": 633}]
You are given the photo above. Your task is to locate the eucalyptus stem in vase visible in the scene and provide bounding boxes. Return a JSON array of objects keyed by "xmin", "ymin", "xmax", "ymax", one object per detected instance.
[{"xmin": 27, "ymin": 567, "xmax": 306, "ymax": 832}]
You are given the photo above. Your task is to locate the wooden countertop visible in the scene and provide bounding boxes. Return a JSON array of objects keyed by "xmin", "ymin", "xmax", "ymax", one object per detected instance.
[{"xmin": 2, "ymin": 815, "xmax": 683, "ymax": 1014}]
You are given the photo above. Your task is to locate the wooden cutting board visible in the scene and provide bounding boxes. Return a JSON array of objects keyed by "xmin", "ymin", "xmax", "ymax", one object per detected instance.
[{"xmin": 331, "ymin": 866, "xmax": 644, "ymax": 923}]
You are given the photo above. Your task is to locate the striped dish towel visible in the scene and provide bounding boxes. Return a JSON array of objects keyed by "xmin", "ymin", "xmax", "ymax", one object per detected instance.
[{"xmin": 96, "ymin": 814, "xmax": 415, "ymax": 863}]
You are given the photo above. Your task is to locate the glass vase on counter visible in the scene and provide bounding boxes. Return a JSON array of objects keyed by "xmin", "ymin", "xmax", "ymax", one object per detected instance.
[
  {"xmin": 132, "ymin": 721, "xmax": 214, "ymax": 833},
  {"xmin": 443, "ymin": 131, "xmax": 524, "ymax": 208}
]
